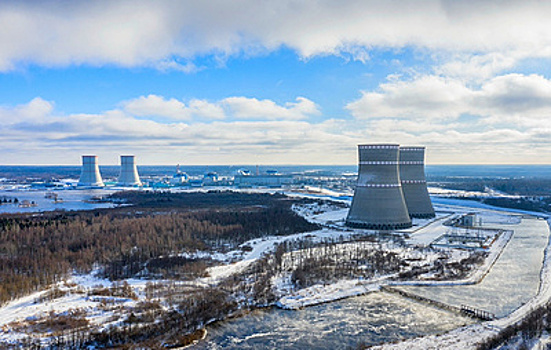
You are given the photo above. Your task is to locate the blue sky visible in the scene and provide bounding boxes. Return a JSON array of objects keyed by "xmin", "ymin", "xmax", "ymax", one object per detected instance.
[{"xmin": 1, "ymin": 1, "xmax": 551, "ymax": 165}]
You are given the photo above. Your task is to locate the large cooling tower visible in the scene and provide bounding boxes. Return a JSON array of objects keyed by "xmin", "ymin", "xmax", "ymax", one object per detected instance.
[
  {"xmin": 399, "ymin": 146, "xmax": 435, "ymax": 218},
  {"xmin": 78, "ymin": 155, "xmax": 105, "ymax": 187},
  {"xmin": 118, "ymin": 155, "xmax": 142, "ymax": 186},
  {"xmin": 346, "ymin": 144, "xmax": 412, "ymax": 230}
]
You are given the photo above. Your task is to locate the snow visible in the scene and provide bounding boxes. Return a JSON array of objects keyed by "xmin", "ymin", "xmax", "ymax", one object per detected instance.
[
  {"xmin": 276, "ymin": 276, "xmax": 389, "ymax": 310},
  {"xmin": 1, "ymin": 190, "xmax": 550, "ymax": 349},
  {"xmin": 374, "ymin": 216, "xmax": 551, "ymax": 349},
  {"xmin": 392, "ymin": 229, "xmax": 513, "ymax": 287},
  {"xmin": 406, "ymin": 214, "xmax": 458, "ymax": 246},
  {"xmin": 276, "ymin": 279, "xmax": 381, "ymax": 310}
]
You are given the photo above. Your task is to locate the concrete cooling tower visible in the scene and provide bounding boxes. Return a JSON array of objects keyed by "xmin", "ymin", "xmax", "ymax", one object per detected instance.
[
  {"xmin": 118, "ymin": 155, "xmax": 142, "ymax": 186},
  {"xmin": 399, "ymin": 146, "xmax": 435, "ymax": 218},
  {"xmin": 78, "ymin": 155, "xmax": 105, "ymax": 187},
  {"xmin": 346, "ymin": 144, "xmax": 412, "ymax": 230}
]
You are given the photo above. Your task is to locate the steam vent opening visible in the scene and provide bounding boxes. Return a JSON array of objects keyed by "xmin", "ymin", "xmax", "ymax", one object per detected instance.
[{"xmin": 346, "ymin": 144, "xmax": 412, "ymax": 230}]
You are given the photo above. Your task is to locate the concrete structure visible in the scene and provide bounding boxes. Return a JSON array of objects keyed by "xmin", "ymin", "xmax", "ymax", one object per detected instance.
[
  {"xmin": 118, "ymin": 155, "xmax": 142, "ymax": 186},
  {"xmin": 460, "ymin": 213, "xmax": 477, "ymax": 227},
  {"xmin": 346, "ymin": 144, "xmax": 412, "ymax": 230},
  {"xmin": 399, "ymin": 146, "xmax": 435, "ymax": 218},
  {"xmin": 78, "ymin": 155, "xmax": 104, "ymax": 187}
]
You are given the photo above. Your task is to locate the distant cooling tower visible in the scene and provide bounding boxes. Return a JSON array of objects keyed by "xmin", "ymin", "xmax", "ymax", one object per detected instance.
[
  {"xmin": 399, "ymin": 146, "xmax": 435, "ymax": 218},
  {"xmin": 78, "ymin": 155, "xmax": 105, "ymax": 187},
  {"xmin": 346, "ymin": 144, "xmax": 412, "ymax": 230},
  {"xmin": 118, "ymin": 155, "xmax": 142, "ymax": 186}
]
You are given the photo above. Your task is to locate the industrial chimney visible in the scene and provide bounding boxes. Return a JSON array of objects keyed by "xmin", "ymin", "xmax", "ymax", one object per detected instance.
[
  {"xmin": 346, "ymin": 144, "xmax": 412, "ymax": 230},
  {"xmin": 78, "ymin": 155, "xmax": 105, "ymax": 187},
  {"xmin": 399, "ymin": 146, "xmax": 435, "ymax": 218},
  {"xmin": 118, "ymin": 155, "xmax": 142, "ymax": 186}
]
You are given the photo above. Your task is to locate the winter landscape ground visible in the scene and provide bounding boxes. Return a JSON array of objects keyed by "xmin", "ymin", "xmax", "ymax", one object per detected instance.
[{"xmin": 0, "ymin": 181, "xmax": 550, "ymax": 349}]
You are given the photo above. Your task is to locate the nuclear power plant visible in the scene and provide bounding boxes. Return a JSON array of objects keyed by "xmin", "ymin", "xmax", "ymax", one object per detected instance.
[
  {"xmin": 118, "ymin": 155, "xmax": 142, "ymax": 186},
  {"xmin": 346, "ymin": 144, "xmax": 412, "ymax": 230},
  {"xmin": 399, "ymin": 146, "xmax": 435, "ymax": 218},
  {"xmin": 77, "ymin": 155, "xmax": 105, "ymax": 187}
]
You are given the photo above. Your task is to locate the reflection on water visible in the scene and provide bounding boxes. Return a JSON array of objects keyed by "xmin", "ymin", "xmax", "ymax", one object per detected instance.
[
  {"xmin": 404, "ymin": 217, "xmax": 550, "ymax": 317},
  {"xmin": 199, "ymin": 292, "xmax": 472, "ymax": 350}
]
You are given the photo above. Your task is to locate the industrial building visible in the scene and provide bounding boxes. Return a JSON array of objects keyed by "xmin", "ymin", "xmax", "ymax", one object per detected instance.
[
  {"xmin": 234, "ymin": 169, "xmax": 293, "ymax": 187},
  {"xmin": 346, "ymin": 144, "xmax": 412, "ymax": 230},
  {"xmin": 77, "ymin": 155, "xmax": 105, "ymax": 187},
  {"xmin": 399, "ymin": 146, "xmax": 435, "ymax": 218},
  {"xmin": 118, "ymin": 155, "xmax": 142, "ymax": 186}
]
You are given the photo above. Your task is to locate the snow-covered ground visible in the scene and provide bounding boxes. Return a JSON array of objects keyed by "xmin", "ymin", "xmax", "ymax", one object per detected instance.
[
  {"xmin": 276, "ymin": 279, "xmax": 382, "ymax": 310},
  {"xmin": 1, "ymin": 189, "xmax": 549, "ymax": 349}
]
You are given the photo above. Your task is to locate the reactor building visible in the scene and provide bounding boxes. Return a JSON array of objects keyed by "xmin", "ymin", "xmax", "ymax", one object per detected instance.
[
  {"xmin": 346, "ymin": 144, "xmax": 412, "ymax": 230},
  {"xmin": 118, "ymin": 155, "xmax": 142, "ymax": 186},
  {"xmin": 399, "ymin": 146, "xmax": 435, "ymax": 218},
  {"xmin": 78, "ymin": 155, "xmax": 105, "ymax": 187}
]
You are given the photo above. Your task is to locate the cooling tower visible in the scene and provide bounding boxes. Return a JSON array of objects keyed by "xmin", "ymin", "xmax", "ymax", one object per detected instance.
[
  {"xmin": 399, "ymin": 146, "xmax": 435, "ymax": 218},
  {"xmin": 78, "ymin": 155, "xmax": 105, "ymax": 187},
  {"xmin": 118, "ymin": 155, "xmax": 142, "ymax": 186},
  {"xmin": 346, "ymin": 144, "xmax": 412, "ymax": 230}
]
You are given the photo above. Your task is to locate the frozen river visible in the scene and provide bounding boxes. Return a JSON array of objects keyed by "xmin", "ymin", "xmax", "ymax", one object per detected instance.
[
  {"xmin": 198, "ymin": 213, "xmax": 550, "ymax": 349},
  {"xmin": 0, "ymin": 189, "xmax": 116, "ymax": 213},
  {"xmin": 403, "ymin": 216, "xmax": 550, "ymax": 317}
]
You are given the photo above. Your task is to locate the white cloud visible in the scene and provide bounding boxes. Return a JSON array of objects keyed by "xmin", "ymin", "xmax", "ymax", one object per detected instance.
[
  {"xmin": 122, "ymin": 95, "xmax": 319, "ymax": 121},
  {"xmin": 188, "ymin": 99, "xmax": 225, "ymax": 120},
  {"xmin": 222, "ymin": 96, "xmax": 320, "ymax": 120},
  {"xmin": 0, "ymin": 96, "xmax": 345, "ymax": 165},
  {"xmin": 0, "ymin": 97, "xmax": 54, "ymax": 124},
  {"xmin": 347, "ymin": 75, "xmax": 472, "ymax": 120},
  {"xmin": 3, "ymin": 1, "xmax": 551, "ymax": 70},
  {"xmin": 123, "ymin": 95, "xmax": 190, "ymax": 120},
  {"xmin": 347, "ymin": 73, "xmax": 551, "ymax": 122}
]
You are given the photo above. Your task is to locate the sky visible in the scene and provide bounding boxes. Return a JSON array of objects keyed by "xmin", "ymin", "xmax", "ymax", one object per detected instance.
[{"xmin": 1, "ymin": 1, "xmax": 551, "ymax": 165}]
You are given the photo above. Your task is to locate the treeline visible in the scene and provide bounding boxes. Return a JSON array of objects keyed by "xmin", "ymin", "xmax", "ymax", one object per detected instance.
[
  {"xmin": 435, "ymin": 178, "xmax": 551, "ymax": 196},
  {"xmin": 109, "ymin": 190, "xmax": 292, "ymax": 208},
  {"xmin": 0, "ymin": 191, "xmax": 319, "ymax": 304},
  {"xmin": 482, "ymin": 197, "xmax": 551, "ymax": 213}
]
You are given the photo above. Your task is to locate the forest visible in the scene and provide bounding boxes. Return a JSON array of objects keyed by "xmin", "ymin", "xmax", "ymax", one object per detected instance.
[{"xmin": 0, "ymin": 191, "xmax": 318, "ymax": 304}]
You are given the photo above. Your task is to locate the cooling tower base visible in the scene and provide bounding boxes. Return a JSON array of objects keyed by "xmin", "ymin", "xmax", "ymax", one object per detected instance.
[
  {"xmin": 409, "ymin": 213, "xmax": 436, "ymax": 219},
  {"xmin": 345, "ymin": 220, "xmax": 412, "ymax": 230}
]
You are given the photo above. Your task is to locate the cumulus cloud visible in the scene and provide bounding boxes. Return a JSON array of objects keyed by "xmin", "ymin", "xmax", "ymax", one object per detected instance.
[
  {"xmin": 347, "ymin": 73, "xmax": 551, "ymax": 123},
  {"xmin": 123, "ymin": 95, "xmax": 190, "ymax": 120},
  {"xmin": 122, "ymin": 95, "xmax": 319, "ymax": 121},
  {"xmin": 222, "ymin": 96, "xmax": 320, "ymax": 120},
  {"xmin": 0, "ymin": 96, "xmax": 349, "ymax": 165},
  {"xmin": 2, "ymin": 1, "xmax": 551, "ymax": 71}
]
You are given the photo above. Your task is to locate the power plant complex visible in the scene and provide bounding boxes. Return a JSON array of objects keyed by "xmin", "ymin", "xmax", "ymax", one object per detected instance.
[
  {"xmin": 77, "ymin": 155, "xmax": 142, "ymax": 188},
  {"xmin": 76, "ymin": 146, "xmax": 433, "ymax": 233},
  {"xmin": 346, "ymin": 144, "xmax": 434, "ymax": 230}
]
